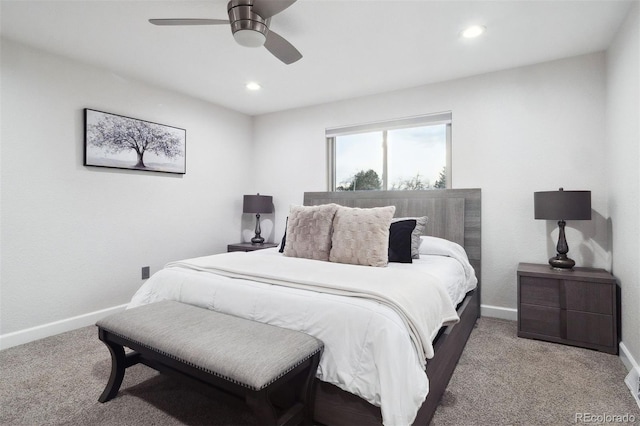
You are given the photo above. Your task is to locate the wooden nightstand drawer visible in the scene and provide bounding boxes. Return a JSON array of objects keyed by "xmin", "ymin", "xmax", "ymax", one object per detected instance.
[
  {"xmin": 566, "ymin": 311, "xmax": 614, "ymax": 347},
  {"xmin": 519, "ymin": 304, "xmax": 562, "ymax": 338},
  {"xmin": 565, "ymin": 281, "xmax": 613, "ymax": 314},
  {"xmin": 520, "ymin": 277, "xmax": 560, "ymax": 307}
]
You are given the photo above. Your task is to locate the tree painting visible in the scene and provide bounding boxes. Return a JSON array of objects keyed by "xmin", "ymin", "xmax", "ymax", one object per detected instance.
[{"xmin": 85, "ymin": 109, "xmax": 186, "ymax": 174}]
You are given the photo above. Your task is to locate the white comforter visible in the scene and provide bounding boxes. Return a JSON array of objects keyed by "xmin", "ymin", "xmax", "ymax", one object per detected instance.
[{"xmin": 129, "ymin": 248, "xmax": 474, "ymax": 426}]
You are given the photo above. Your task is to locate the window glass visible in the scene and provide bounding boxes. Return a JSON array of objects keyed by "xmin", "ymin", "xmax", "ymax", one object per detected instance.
[
  {"xmin": 328, "ymin": 113, "xmax": 451, "ymax": 191},
  {"xmin": 387, "ymin": 124, "xmax": 447, "ymax": 190},
  {"xmin": 335, "ymin": 131, "xmax": 383, "ymax": 191}
]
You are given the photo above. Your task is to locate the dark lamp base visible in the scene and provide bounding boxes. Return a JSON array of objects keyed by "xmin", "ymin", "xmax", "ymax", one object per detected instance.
[
  {"xmin": 549, "ymin": 255, "xmax": 575, "ymax": 270},
  {"xmin": 251, "ymin": 213, "xmax": 264, "ymax": 245},
  {"xmin": 251, "ymin": 236, "xmax": 265, "ymax": 245},
  {"xmin": 548, "ymin": 220, "xmax": 575, "ymax": 270}
]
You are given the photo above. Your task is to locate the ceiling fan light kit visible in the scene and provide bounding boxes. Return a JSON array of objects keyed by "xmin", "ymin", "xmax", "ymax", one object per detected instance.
[
  {"xmin": 233, "ymin": 29, "xmax": 267, "ymax": 48},
  {"xmin": 149, "ymin": 0, "xmax": 302, "ymax": 64}
]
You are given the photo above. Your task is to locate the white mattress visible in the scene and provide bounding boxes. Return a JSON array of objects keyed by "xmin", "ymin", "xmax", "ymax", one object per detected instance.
[
  {"xmin": 128, "ymin": 247, "xmax": 477, "ymax": 426},
  {"xmin": 389, "ymin": 255, "xmax": 475, "ymax": 307}
]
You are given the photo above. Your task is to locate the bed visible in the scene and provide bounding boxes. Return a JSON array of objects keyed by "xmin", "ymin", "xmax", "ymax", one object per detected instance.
[
  {"xmin": 128, "ymin": 188, "xmax": 481, "ymax": 425},
  {"xmin": 302, "ymin": 189, "xmax": 481, "ymax": 425}
]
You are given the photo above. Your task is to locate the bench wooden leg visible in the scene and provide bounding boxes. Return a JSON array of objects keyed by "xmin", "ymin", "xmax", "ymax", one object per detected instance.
[
  {"xmin": 246, "ymin": 389, "xmax": 279, "ymax": 425},
  {"xmin": 98, "ymin": 329, "xmax": 127, "ymax": 403},
  {"xmin": 245, "ymin": 351, "xmax": 322, "ymax": 426},
  {"xmin": 301, "ymin": 352, "xmax": 322, "ymax": 425}
]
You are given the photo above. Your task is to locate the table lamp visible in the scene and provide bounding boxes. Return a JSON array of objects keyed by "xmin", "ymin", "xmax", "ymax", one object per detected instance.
[
  {"xmin": 534, "ymin": 188, "xmax": 591, "ymax": 269},
  {"xmin": 243, "ymin": 194, "xmax": 273, "ymax": 244}
]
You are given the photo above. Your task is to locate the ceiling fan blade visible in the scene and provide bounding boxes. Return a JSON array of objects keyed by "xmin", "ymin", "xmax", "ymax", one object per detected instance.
[
  {"xmin": 252, "ymin": 0, "xmax": 297, "ymax": 19},
  {"xmin": 149, "ymin": 18, "xmax": 229, "ymax": 26},
  {"xmin": 264, "ymin": 30, "xmax": 302, "ymax": 65}
]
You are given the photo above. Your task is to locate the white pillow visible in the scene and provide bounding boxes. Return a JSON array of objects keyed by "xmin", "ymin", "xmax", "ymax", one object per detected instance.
[{"xmin": 418, "ymin": 235, "xmax": 465, "ymax": 257}]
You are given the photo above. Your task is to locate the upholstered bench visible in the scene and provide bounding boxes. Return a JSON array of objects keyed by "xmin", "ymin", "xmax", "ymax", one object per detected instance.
[{"xmin": 96, "ymin": 300, "xmax": 323, "ymax": 426}]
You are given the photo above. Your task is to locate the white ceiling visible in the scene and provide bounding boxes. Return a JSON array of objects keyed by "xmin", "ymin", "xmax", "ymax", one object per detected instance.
[{"xmin": 1, "ymin": 0, "xmax": 633, "ymax": 116}]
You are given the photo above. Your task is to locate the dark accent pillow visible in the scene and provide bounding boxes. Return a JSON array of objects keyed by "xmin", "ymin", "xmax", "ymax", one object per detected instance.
[
  {"xmin": 278, "ymin": 217, "xmax": 288, "ymax": 253},
  {"xmin": 392, "ymin": 216, "xmax": 428, "ymax": 259},
  {"xmin": 388, "ymin": 219, "xmax": 416, "ymax": 263}
]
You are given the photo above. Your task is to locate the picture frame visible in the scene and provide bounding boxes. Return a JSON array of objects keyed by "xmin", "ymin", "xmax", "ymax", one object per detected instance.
[{"xmin": 84, "ymin": 109, "xmax": 186, "ymax": 174}]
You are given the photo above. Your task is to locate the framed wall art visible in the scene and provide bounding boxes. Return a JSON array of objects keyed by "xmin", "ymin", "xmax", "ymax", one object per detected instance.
[{"xmin": 84, "ymin": 109, "xmax": 186, "ymax": 174}]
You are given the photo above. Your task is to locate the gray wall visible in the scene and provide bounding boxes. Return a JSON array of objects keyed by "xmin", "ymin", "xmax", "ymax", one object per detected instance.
[{"xmin": 606, "ymin": 2, "xmax": 640, "ymax": 368}]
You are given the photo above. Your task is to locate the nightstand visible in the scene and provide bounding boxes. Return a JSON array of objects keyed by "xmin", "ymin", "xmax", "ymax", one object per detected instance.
[
  {"xmin": 227, "ymin": 242, "xmax": 279, "ymax": 252},
  {"xmin": 517, "ymin": 262, "xmax": 619, "ymax": 354}
]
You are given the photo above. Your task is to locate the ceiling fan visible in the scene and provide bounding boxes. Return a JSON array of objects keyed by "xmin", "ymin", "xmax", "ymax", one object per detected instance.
[{"xmin": 149, "ymin": 0, "xmax": 302, "ymax": 65}]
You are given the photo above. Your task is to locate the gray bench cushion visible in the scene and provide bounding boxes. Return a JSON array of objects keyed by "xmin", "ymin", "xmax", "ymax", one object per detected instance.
[{"xmin": 97, "ymin": 300, "xmax": 323, "ymax": 391}]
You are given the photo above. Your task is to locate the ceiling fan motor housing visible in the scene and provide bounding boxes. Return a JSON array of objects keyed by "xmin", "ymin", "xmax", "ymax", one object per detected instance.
[
  {"xmin": 148, "ymin": 0, "xmax": 301, "ymax": 64},
  {"xmin": 228, "ymin": 0, "xmax": 268, "ymax": 47}
]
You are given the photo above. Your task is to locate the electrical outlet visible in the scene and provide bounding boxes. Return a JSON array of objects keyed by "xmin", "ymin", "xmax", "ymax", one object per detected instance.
[{"xmin": 141, "ymin": 266, "xmax": 150, "ymax": 280}]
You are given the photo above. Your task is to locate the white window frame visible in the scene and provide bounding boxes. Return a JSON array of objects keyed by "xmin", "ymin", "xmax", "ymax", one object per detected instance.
[{"xmin": 326, "ymin": 112, "xmax": 452, "ymax": 191}]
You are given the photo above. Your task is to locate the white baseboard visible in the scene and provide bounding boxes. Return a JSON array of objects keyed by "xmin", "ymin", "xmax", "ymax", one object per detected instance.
[
  {"xmin": 481, "ymin": 304, "xmax": 518, "ymax": 321},
  {"xmin": 620, "ymin": 342, "xmax": 640, "ymax": 408},
  {"xmin": 0, "ymin": 304, "xmax": 128, "ymax": 351}
]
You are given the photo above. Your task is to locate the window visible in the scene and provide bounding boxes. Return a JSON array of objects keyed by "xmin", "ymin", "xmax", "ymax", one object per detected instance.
[{"xmin": 327, "ymin": 112, "xmax": 451, "ymax": 191}]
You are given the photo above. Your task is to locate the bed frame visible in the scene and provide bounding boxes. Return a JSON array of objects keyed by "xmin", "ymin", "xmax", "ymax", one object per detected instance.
[{"xmin": 303, "ymin": 189, "xmax": 481, "ymax": 425}]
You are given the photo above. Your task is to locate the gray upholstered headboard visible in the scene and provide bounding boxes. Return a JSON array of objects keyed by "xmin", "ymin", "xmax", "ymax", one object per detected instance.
[{"xmin": 303, "ymin": 189, "xmax": 481, "ymax": 287}]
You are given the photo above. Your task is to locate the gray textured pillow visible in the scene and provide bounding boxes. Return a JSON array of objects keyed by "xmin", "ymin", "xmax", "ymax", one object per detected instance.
[
  {"xmin": 283, "ymin": 204, "xmax": 339, "ymax": 261},
  {"xmin": 329, "ymin": 205, "xmax": 396, "ymax": 267},
  {"xmin": 392, "ymin": 216, "xmax": 428, "ymax": 259}
]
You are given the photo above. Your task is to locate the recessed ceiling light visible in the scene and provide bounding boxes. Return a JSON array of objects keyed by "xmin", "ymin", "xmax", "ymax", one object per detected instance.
[
  {"xmin": 246, "ymin": 82, "xmax": 261, "ymax": 91},
  {"xmin": 461, "ymin": 25, "xmax": 486, "ymax": 39}
]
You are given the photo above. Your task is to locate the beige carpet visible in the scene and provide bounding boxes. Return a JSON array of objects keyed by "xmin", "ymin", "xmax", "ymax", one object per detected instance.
[
  {"xmin": 0, "ymin": 317, "xmax": 637, "ymax": 425},
  {"xmin": 432, "ymin": 318, "xmax": 638, "ymax": 425}
]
